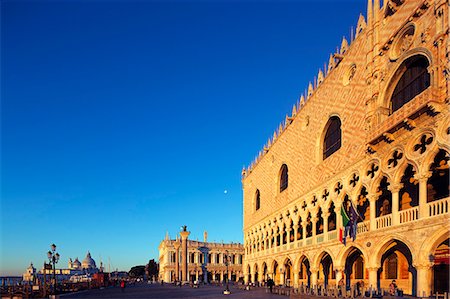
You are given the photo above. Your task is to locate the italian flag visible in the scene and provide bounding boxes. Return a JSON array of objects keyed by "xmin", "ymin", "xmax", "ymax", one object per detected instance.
[{"xmin": 339, "ymin": 205, "xmax": 350, "ymax": 243}]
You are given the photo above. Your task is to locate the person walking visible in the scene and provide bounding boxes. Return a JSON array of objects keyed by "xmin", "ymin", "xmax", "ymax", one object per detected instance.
[
  {"xmin": 338, "ymin": 277, "xmax": 344, "ymax": 297},
  {"xmin": 267, "ymin": 278, "xmax": 274, "ymax": 293},
  {"xmin": 389, "ymin": 280, "xmax": 397, "ymax": 296},
  {"xmin": 120, "ymin": 279, "xmax": 126, "ymax": 292}
]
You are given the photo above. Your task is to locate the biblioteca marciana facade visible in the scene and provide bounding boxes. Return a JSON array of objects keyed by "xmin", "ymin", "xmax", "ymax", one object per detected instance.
[
  {"xmin": 242, "ymin": 0, "xmax": 449, "ymax": 297},
  {"xmin": 159, "ymin": 228, "xmax": 244, "ymax": 283}
]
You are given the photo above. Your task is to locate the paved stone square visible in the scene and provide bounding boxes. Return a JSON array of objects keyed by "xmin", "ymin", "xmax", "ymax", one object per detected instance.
[{"xmin": 60, "ymin": 283, "xmax": 284, "ymax": 298}]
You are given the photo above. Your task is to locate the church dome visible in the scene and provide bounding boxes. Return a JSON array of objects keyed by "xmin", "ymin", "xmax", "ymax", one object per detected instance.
[{"xmin": 82, "ymin": 252, "xmax": 97, "ymax": 269}]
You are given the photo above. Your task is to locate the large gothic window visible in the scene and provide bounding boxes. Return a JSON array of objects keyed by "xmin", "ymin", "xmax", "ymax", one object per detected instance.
[
  {"xmin": 323, "ymin": 116, "xmax": 342, "ymax": 159},
  {"xmin": 255, "ymin": 189, "xmax": 261, "ymax": 211},
  {"xmin": 280, "ymin": 164, "xmax": 289, "ymax": 192},
  {"xmin": 391, "ymin": 55, "xmax": 430, "ymax": 113}
]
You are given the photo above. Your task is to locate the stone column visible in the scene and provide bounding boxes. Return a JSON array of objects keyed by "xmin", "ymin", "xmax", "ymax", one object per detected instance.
[
  {"xmin": 311, "ymin": 268, "xmax": 318, "ymax": 287},
  {"xmin": 280, "ymin": 270, "xmax": 285, "ymax": 285},
  {"xmin": 173, "ymin": 238, "xmax": 181, "ymax": 281},
  {"xmin": 302, "ymin": 220, "xmax": 307, "ymax": 240},
  {"xmin": 369, "ymin": 196, "xmax": 376, "ymax": 231},
  {"xmin": 180, "ymin": 228, "xmax": 190, "ymax": 282},
  {"xmin": 294, "ymin": 271, "xmax": 299, "ymax": 288},
  {"xmin": 390, "ymin": 183, "xmax": 402, "ymax": 225},
  {"xmin": 221, "ymin": 271, "xmax": 224, "ymax": 283},
  {"xmin": 418, "ymin": 174, "xmax": 430, "ymax": 218},
  {"xmin": 293, "ymin": 224, "xmax": 299, "ymax": 241},
  {"xmin": 335, "ymin": 267, "xmax": 343, "ymax": 287},
  {"xmin": 312, "ymin": 216, "xmax": 317, "ymax": 244},
  {"xmin": 336, "ymin": 203, "xmax": 343, "ymax": 229},
  {"xmin": 416, "ymin": 264, "xmax": 433, "ymax": 297},
  {"xmin": 367, "ymin": 267, "xmax": 378, "ymax": 291},
  {"xmin": 287, "ymin": 223, "xmax": 292, "ymax": 244},
  {"xmin": 323, "ymin": 212, "xmax": 329, "ymax": 241}
]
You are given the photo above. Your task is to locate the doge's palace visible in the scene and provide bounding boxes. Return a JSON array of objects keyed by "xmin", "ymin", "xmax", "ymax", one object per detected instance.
[{"xmin": 242, "ymin": 0, "xmax": 449, "ymax": 297}]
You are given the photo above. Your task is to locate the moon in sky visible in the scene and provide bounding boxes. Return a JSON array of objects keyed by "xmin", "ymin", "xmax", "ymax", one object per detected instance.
[{"xmin": 224, "ymin": 190, "xmax": 228, "ymax": 194}]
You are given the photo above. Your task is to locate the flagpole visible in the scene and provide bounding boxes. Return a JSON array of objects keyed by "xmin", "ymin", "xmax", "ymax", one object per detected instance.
[{"xmin": 351, "ymin": 201, "xmax": 369, "ymax": 231}]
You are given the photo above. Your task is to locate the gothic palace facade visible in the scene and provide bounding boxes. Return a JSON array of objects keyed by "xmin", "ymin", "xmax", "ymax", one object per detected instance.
[{"xmin": 242, "ymin": 0, "xmax": 449, "ymax": 297}]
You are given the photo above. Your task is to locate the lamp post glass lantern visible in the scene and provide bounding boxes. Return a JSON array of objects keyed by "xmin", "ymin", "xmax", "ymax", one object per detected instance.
[
  {"xmin": 223, "ymin": 250, "xmax": 231, "ymax": 295},
  {"xmin": 47, "ymin": 243, "xmax": 60, "ymax": 295}
]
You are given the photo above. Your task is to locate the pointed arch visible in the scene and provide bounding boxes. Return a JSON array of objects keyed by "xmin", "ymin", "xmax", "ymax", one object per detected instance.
[
  {"xmin": 398, "ymin": 164, "xmax": 419, "ymax": 210},
  {"xmin": 389, "ymin": 55, "xmax": 430, "ymax": 113},
  {"xmin": 255, "ymin": 189, "xmax": 261, "ymax": 211},
  {"xmin": 376, "ymin": 176, "xmax": 392, "ymax": 217},
  {"xmin": 323, "ymin": 116, "xmax": 342, "ymax": 159},
  {"xmin": 427, "ymin": 149, "xmax": 449, "ymax": 202},
  {"xmin": 279, "ymin": 164, "xmax": 289, "ymax": 192},
  {"xmin": 381, "ymin": 49, "xmax": 433, "ymax": 111}
]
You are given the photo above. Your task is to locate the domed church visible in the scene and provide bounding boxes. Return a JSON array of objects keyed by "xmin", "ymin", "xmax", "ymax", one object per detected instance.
[{"xmin": 81, "ymin": 252, "xmax": 97, "ymax": 271}]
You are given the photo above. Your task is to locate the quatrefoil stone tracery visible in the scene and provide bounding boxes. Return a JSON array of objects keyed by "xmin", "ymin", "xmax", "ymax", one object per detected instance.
[
  {"xmin": 388, "ymin": 150, "xmax": 403, "ymax": 168},
  {"xmin": 414, "ymin": 134, "xmax": 433, "ymax": 154},
  {"xmin": 367, "ymin": 163, "xmax": 379, "ymax": 178}
]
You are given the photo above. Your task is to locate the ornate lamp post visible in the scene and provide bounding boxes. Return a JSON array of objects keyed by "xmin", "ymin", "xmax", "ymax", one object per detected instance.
[
  {"xmin": 223, "ymin": 250, "xmax": 230, "ymax": 295},
  {"xmin": 47, "ymin": 244, "xmax": 60, "ymax": 296}
]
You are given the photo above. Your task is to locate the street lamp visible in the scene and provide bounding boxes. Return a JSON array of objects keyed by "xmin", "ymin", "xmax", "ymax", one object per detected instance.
[
  {"xmin": 47, "ymin": 243, "xmax": 60, "ymax": 297},
  {"xmin": 223, "ymin": 250, "xmax": 230, "ymax": 295}
]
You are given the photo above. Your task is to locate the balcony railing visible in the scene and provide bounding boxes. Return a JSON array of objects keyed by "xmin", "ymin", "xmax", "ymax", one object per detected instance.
[
  {"xmin": 328, "ymin": 230, "xmax": 337, "ymax": 240},
  {"xmin": 305, "ymin": 237, "xmax": 313, "ymax": 246},
  {"xmin": 428, "ymin": 197, "xmax": 449, "ymax": 217},
  {"xmin": 357, "ymin": 221, "xmax": 370, "ymax": 234},
  {"xmin": 399, "ymin": 206, "xmax": 419, "ymax": 223},
  {"xmin": 376, "ymin": 214, "xmax": 392, "ymax": 229}
]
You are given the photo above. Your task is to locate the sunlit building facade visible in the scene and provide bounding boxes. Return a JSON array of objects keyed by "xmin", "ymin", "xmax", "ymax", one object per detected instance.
[
  {"xmin": 242, "ymin": 0, "xmax": 449, "ymax": 296},
  {"xmin": 158, "ymin": 231, "xmax": 244, "ymax": 283}
]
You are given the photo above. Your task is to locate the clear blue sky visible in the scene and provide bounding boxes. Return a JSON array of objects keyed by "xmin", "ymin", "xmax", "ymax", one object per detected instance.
[{"xmin": 1, "ymin": 0, "xmax": 366, "ymax": 275}]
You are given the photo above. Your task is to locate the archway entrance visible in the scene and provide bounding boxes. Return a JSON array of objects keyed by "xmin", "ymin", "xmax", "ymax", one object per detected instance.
[
  {"xmin": 377, "ymin": 240, "xmax": 416, "ymax": 296},
  {"xmin": 247, "ymin": 265, "xmax": 251, "ymax": 283},
  {"xmin": 433, "ymin": 238, "xmax": 449, "ymax": 294},
  {"xmin": 344, "ymin": 247, "xmax": 364, "ymax": 290},
  {"xmin": 319, "ymin": 252, "xmax": 335, "ymax": 288},
  {"xmin": 262, "ymin": 262, "xmax": 268, "ymax": 282},
  {"xmin": 298, "ymin": 256, "xmax": 311, "ymax": 288},
  {"xmin": 273, "ymin": 261, "xmax": 279, "ymax": 285},
  {"xmin": 284, "ymin": 259, "xmax": 292, "ymax": 286},
  {"xmin": 254, "ymin": 264, "xmax": 259, "ymax": 284}
]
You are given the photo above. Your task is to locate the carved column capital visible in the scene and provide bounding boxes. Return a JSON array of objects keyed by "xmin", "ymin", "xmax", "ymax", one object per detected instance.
[
  {"xmin": 413, "ymin": 263, "xmax": 433, "ymax": 270},
  {"xmin": 388, "ymin": 182, "xmax": 403, "ymax": 193},
  {"xmin": 416, "ymin": 172, "xmax": 432, "ymax": 182},
  {"xmin": 366, "ymin": 267, "xmax": 379, "ymax": 272}
]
